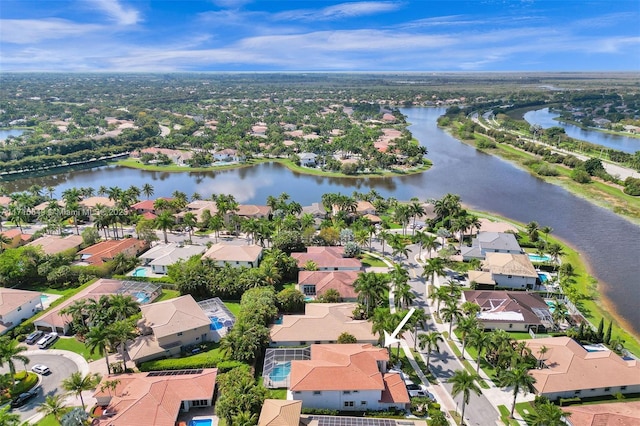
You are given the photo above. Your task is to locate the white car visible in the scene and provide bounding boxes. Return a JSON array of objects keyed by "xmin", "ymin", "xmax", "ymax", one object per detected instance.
[{"xmin": 31, "ymin": 364, "xmax": 51, "ymax": 375}]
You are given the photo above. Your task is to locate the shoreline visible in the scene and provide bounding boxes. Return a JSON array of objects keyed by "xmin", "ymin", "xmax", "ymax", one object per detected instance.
[{"xmin": 115, "ymin": 157, "xmax": 433, "ymax": 179}]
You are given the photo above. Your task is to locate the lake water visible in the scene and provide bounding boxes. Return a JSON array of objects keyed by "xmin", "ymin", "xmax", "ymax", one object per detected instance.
[
  {"xmin": 3, "ymin": 108, "xmax": 640, "ymax": 337},
  {"xmin": 524, "ymin": 108, "xmax": 640, "ymax": 154},
  {"xmin": 0, "ymin": 129, "xmax": 25, "ymax": 141}
]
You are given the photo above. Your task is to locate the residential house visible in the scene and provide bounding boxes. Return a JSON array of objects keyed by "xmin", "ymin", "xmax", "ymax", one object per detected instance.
[
  {"xmin": 561, "ymin": 401, "xmax": 640, "ymax": 426},
  {"xmin": 175, "ymin": 200, "xmax": 218, "ymax": 223},
  {"xmin": 236, "ymin": 204, "xmax": 271, "ymax": 219},
  {"xmin": 34, "ymin": 279, "xmax": 160, "ymax": 334},
  {"xmin": 355, "ymin": 201, "xmax": 376, "ymax": 215},
  {"xmin": 288, "ymin": 343, "xmax": 409, "ymax": 411},
  {"xmin": 139, "ymin": 243, "xmax": 206, "ymax": 274},
  {"xmin": 201, "ymin": 243, "xmax": 263, "ymax": 268},
  {"xmin": 131, "ymin": 198, "xmax": 172, "ymax": 216},
  {"xmin": 297, "ymin": 271, "xmax": 359, "ymax": 300},
  {"xmin": 26, "ymin": 234, "xmax": 83, "ymax": 255},
  {"xmin": 468, "ymin": 252, "xmax": 538, "ymax": 289},
  {"xmin": 213, "ymin": 148, "xmax": 244, "ymax": 162},
  {"xmin": 461, "ymin": 232, "xmax": 523, "ymax": 261},
  {"xmin": 92, "ymin": 368, "xmax": 218, "ymax": 426},
  {"xmin": 0, "ymin": 228, "xmax": 31, "ymax": 248},
  {"xmin": 78, "ymin": 197, "xmax": 116, "ymax": 221},
  {"xmin": 127, "ymin": 295, "xmax": 212, "ymax": 364},
  {"xmin": 77, "ymin": 238, "xmax": 149, "ymax": 265},
  {"xmin": 462, "ymin": 290, "xmax": 553, "ymax": 332},
  {"xmin": 291, "ymin": 247, "xmax": 362, "ymax": 271},
  {"xmin": 525, "ymin": 336, "xmax": 640, "ymax": 401},
  {"xmin": 301, "ymin": 203, "xmax": 326, "ymax": 219},
  {"xmin": 0, "ymin": 288, "xmax": 42, "ymax": 335},
  {"xmin": 270, "ymin": 303, "xmax": 377, "ymax": 347},
  {"xmin": 259, "ymin": 400, "xmax": 316, "ymax": 426},
  {"xmin": 298, "ymin": 153, "xmax": 318, "ymax": 167}
]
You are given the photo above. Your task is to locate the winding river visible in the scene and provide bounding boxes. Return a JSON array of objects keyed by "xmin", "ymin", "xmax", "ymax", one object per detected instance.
[
  {"xmin": 524, "ymin": 108, "xmax": 640, "ymax": 154},
  {"xmin": 4, "ymin": 108, "xmax": 640, "ymax": 337}
]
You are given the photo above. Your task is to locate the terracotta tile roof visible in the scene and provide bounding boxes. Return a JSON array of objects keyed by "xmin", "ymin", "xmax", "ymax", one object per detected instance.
[
  {"xmin": 298, "ymin": 271, "xmax": 359, "ymax": 299},
  {"xmin": 289, "ymin": 344, "xmax": 388, "ymax": 392},
  {"xmin": 380, "ymin": 373, "xmax": 410, "ymax": 404},
  {"xmin": 259, "ymin": 399, "xmax": 303, "ymax": 426},
  {"xmin": 561, "ymin": 401, "xmax": 640, "ymax": 426},
  {"xmin": 483, "ymin": 253, "xmax": 537, "ymax": 277},
  {"xmin": 236, "ymin": 204, "xmax": 271, "ymax": 217},
  {"xmin": 463, "ymin": 290, "xmax": 550, "ymax": 324},
  {"xmin": 26, "ymin": 234, "xmax": 83, "ymax": 255},
  {"xmin": 141, "ymin": 211, "xmax": 157, "ymax": 220},
  {"xmin": 79, "ymin": 197, "xmax": 115, "ymax": 208},
  {"xmin": 0, "ymin": 288, "xmax": 41, "ymax": 316},
  {"xmin": 93, "ymin": 369, "xmax": 217, "ymax": 426},
  {"xmin": 140, "ymin": 295, "xmax": 210, "ymax": 339},
  {"xmin": 202, "ymin": 243, "xmax": 263, "ymax": 263},
  {"xmin": 291, "ymin": 247, "xmax": 362, "ymax": 270},
  {"xmin": 270, "ymin": 303, "xmax": 376, "ymax": 344},
  {"xmin": 34, "ymin": 279, "xmax": 129, "ymax": 330},
  {"xmin": 77, "ymin": 238, "xmax": 148, "ymax": 265},
  {"xmin": 525, "ymin": 337, "xmax": 640, "ymax": 395},
  {"xmin": 363, "ymin": 214, "xmax": 381, "ymax": 223},
  {"xmin": 355, "ymin": 201, "xmax": 375, "ymax": 214}
]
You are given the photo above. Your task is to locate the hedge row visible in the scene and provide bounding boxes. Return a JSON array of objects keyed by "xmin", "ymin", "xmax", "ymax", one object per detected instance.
[{"xmin": 138, "ymin": 358, "xmax": 244, "ymax": 373}]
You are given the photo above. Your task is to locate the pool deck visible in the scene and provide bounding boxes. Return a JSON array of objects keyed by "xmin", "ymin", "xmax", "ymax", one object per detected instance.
[{"xmin": 175, "ymin": 407, "xmax": 218, "ymax": 425}]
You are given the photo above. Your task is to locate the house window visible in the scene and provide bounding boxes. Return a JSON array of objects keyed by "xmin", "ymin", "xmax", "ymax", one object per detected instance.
[
  {"xmin": 300, "ymin": 341, "xmax": 306, "ymax": 345},
  {"xmin": 17, "ymin": 307, "xmax": 22, "ymax": 312},
  {"xmin": 177, "ymin": 332, "xmax": 183, "ymax": 336},
  {"xmin": 294, "ymin": 391, "xmax": 301, "ymax": 394},
  {"xmin": 574, "ymin": 391, "xmax": 581, "ymax": 395},
  {"xmin": 508, "ymin": 324, "xmax": 513, "ymax": 329},
  {"xmin": 313, "ymin": 391, "xmax": 321, "ymax": 395},
  {"xmin": 302, "ymin": 285, "xmax": 316, "ymax": 295},
  {"xmin": 507, "ymin": 275, "xmax": 512, "ymax": 279},
  {"xmin": 361, "ymin": 401, "xmax": 367, "ymax": 406},
  {"xmin": 344, "ymin": 401, "xmax": 354, "ymax": 407},
  {"xmin": 621, "ymin": 386, "xmax": 627, "ymax": 390},
  {"xmin": 343, "ymin": 391, "xmax": 351, "ymax": 394},
  {"xmin": 190, "ymin": 399, "xmax": 209, "ymax": 407},
  {"xmin": 353, "ymin": 390, "xmax": 359, "ymax": 393},
  {"xmin": 604, "ymin": 387, "xmax": 610, "ymax": 392}
]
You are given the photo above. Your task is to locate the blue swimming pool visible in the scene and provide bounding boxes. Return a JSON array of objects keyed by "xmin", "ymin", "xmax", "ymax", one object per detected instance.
[
  {"xmin": 189, "ymin": 419, "xmax": 212, "ymax": 426},
  {"xmin": 134, "ymin": 291, "xmax": 150, "ymax": 304},
  {"xmin": 40, "ymin": 294, "xmax": 49, "ymax": 302},
  {"xmin": 210, "ymin": 317, "xmax": 224, "ymax": 330},
  {"xmin": 538, "ymin": 273, "xmax": 548, "ymax": 282},
  {"xmin": 133, "ymin": 267, "xmax": 147, "ymax": 277},
  {"xmin": 269, "ymin": 361, "xmax": 292, "ymax": 382},
  {"xmin": 528, "ymin": 253, "xmax": 552, "ymax": 262},
  {"xmin": 545, "ymin": 300, "xmax": 556, "ymax": 313}
]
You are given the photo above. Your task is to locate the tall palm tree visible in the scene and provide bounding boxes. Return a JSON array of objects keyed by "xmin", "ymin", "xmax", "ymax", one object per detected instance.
[
  {"xmin": 394, "ymin": 282, "xmax": 415, "ymax": 310},
  {"xmin": 354, "ymin": 272, "xmax": 389, "ymax": 317},
  {"xmin": 468, "ymin": 328, "xmax": 492, "ymax": 374},
  {"xmin": 232, "ymin": 410, "xmax": 258, "ymax": 426},
  {"xmin": 85, "ymin": 327, "xmax": 113, "ymax": 374},
  {"xmin": 107, "ymin": 320, "xmax": 137, "ymax": 372},
  {"xmin": 441, "ymin": 300, "xmax": 462, "ymax": 335},
  {"xmin": 155, "ymin": 211, "xmax": 175, "ymax": 244},
  {"xmin": 418, "ymin": 331, "xmax": 443, "ymax": 371},
  {"xmin": 37, "ymin": 394, "xmax": 66, "ymax": 423},
  {"xmin": 410, "ymin": 309, "xmax": 429, "ymax": 350},
  {"xmin": 422, "ymin": 257, "xmax": 445, "ymax": 294},
  {"xmin": 0, "ymin": 336, "xmax": 30, "ymax": 387},
  {"xmin": 499, "ymin": 365, "xmax": 537, "ymax": 419},
  {"xmin": 108, "ymin": 294, "xmax": 140, "ymax": 321},
  {"xmin": 61, "ymin": 299, "xmax": 89, "ymax": 334},
  {"xmin": 536, "ymin": 345, "xmax": 549, "ymax": 369},
  {"xmin": 456, "ymin": 316, "xmax": 479, "ymax": 359},
  {"xmin": 62, "ymin": 371, "xmax": 101, "ymax": 410},
  {"xmin": 525, "ymin": 400, "xmax": 570, "ymax": 426},
  {"xmin": 448, "ymin": 369, "xmax": 481, "ymax": 425},
  {"xmin": 142, "ymin": 183, "xmax": 154, "ymax": 199}
]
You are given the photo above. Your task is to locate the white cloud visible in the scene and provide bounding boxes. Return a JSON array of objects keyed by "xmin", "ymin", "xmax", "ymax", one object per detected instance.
[
  {"xmin": 0, "ymin": 19, "xmax": 103, "ymax": 44},
  {"xmin": 275, "ymin": 1, "xmax": 402, "ymax": 21},
  {"xmin": 90, "ymin": 0, "xmax": 141, "ymax": 25}
]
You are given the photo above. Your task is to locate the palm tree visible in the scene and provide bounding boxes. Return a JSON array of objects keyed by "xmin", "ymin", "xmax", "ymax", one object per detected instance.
[
  {"xmin": 448, "ymin": 369, "xmax": 481, "ymax": 425},
  {"xmin": 547, "ymin": 243, "xmax": 564, "ymax": 267},
  {"xmin": 61, "ymin": 299, "xmax": 89, "ymax": 334},
  {"xmin": 422, "ymin": 257, "xmax": 445, "ymax": 294},
  {"xmin": 498, "ymin": 365, "xmax": 537, "ymax": 419},
  {"xmin": 182, "ymin": 212, "xmax": 197, "ymax": 243},
  {"xmin": 418, "ymin": 331, "xmax": 443, "ymax": 371},
  {"xmin": 525, "ymin": 400, "xmax": 570, "ymax": 426},
  {"xmin": 536, "ymin": 345, "xmax": 549, "ymax": 369},
  {"xmin": 441, "ymin": 300, "xmax": 462, "ymax": 335},
  {"xmin": 0, "ymin": 405, "xmax": 21, "ymax": 426},
  {"xmin": 354, "ymin": 272, "xmax": 389, "ymax": 317},
  {"xmin": 0, "ymin": 234, "xmax": 12, "ymax": 253},
  {"xmin": 62, "ymin": 371, "xmax": 101, "ymax": 410},
  {"xmin": 85, "ymin": 327, "xmax": 113, "ymax": 374},
  {"xmin": 527, "ymin": 221, "xmax": 540, "ymax": 242},
  {"xmin": 232, "ymin": 410, "xmax": 258, "ymax": 426},
  {"xmin": 541, "ymin": 226, "xmax": 553, "ymax": 242},
  {"xmin": 457, "ymin": 316, "xmax": 479, "ymax": 359},
  {"xmin": 0, "ymin": 336, "xmax": 30, "ymax": 388},
  {"xmin": 155, "ymin": 211, "xmax": 175, "ymax": 243},
  {"xmin": 107, "ymin": 320, "xmax": 137, "ymax": 372},
  {"xmin": 37, "ymin": 394, "xmax": 66, "ymax": 423},
  {"xmin": 410, "ymin": 309, "xmax": 429, "ymax": 350},
  {"xmin": 394, "ymin": 282, "xmax": 415, "ymax": 310},
  {"xmin": 108, "ymin": 294, "xmax": 140, "ymax": 321},
  {"xmin": 468, "ymin": 328, "xmax": 492, "ymax": 374},
  {"xmin": 142, "ymin": 183, "xmax": 154, "ymax": 199}
]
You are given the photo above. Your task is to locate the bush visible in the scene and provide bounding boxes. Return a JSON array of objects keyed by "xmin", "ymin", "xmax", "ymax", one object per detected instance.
[
  {"xmin": 138, "ymin": 352, "xmax": 240, "ymax": 372},
  {"xmin": 301, "ymin": 408, "xmax": 339, "ymax": 415},
  {"xmin": 559, "ymin": 396, "xmax": 581, "ymax": 406},
  {"xmin": 536, "ymin": 164, "xmax": 559, "ymax": 176},
  {"xmin": 476, "ymin": 139, "xmax": 496, "ymax": 149},
  {"xmin": 623, "ymin": 177, "xmax": 640, "ymax": 196},
  {"xmin": 571, "ymin": 169, "xmax": 591, "ymax": 183}
]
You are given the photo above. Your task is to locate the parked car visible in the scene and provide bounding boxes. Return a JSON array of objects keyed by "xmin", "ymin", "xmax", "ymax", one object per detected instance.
[
  {"xmin": 408, "ymin": 388, "xmax": 436, "ymax": 400},
  {"xmin": 31, "ymin": 364, "xmax": 51, "ymax": 375},
  {"xmin": 10, "ymin": 388, "xmax": 39, "ymax": 408},
  {"xmin": 25, "ymin": 330, "xmax": 44, "ymax": 345},
  {"xmin": 406, "ymin": 383, "xmax": 428, "ymax": 392},
  {"xmin": 37, "ymin": 332, "xmax": 58, "ymax": 349}
]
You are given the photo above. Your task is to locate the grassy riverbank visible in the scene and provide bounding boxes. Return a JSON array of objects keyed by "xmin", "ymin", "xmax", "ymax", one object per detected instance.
[
  {"xmin": 116, "ymin": 157, "xmax": 432, "ymax": 178},
  {"xmin": 470, "ymin": 209, "xmax": 640, "ymax": 357}
]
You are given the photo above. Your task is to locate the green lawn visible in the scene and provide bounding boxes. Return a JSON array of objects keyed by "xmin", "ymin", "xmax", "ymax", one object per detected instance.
[
  {"xmin": 154, "ymin": 289, "xmax": 180, "ymax": 302},
  {"xmin": 359, "ymin": 253, "xmax": 388, "ymax": 268},
  {"xmin": 268, "ymin": 388, "xmax": 288, "ymax": 399},
  {"xmin": 497, "ymin": 405, "xmax": 520, "ymax": 426},
  {"xmin": 52, "ymin": 337, "xmax": 99, "ymax": 362},
  {"xmin": 224, "ymin": 301, "xmax": 241, "ymax": 317},
  {"xmin": 36, "ymin": 407, "xmax": 78, "ymax": 426}
]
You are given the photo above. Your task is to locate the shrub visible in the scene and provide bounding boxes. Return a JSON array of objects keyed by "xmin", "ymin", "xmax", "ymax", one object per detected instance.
[
  {"xmin": 301, "ymin": 408, "xmax": 339, "ymax": 415},
  {"xmin": 476, "ymin": 139, "xmax": 496, "ymax": 149},
  {"xmin": 138, "ymin": 353, "xmax": 236, "ymax": 372},
  {"xmin": 571, "ymin": 169, "xmax": 591, "ymax": 183},
  {"xmin": 623, "ymin": 177, "xmax": 640, "ymax": 196},
  {"xmin": 536, "ymin": 164, "xmax": 559, "ymax": 176}
]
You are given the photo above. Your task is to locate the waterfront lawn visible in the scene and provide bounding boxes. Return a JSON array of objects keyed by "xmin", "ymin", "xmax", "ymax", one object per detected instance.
[{"xmin": 52, "ymin": 337, "xmax": 97, "ymax": 362}]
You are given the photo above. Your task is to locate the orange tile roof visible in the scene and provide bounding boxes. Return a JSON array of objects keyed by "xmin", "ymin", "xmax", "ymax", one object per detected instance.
[
  {"xmin": 561, "ymin": 401, "xmax": 640, "ymax": 426},
  {"xmin": 289, "ymin": 344, "xmax": 388, "ymax": 392},
  {"xmin": 259, "ymin": 399, "xmax": 303, "ymax": 426},
  {"xmin": 525, "ymin": 337, "xmax": 640, "ymax": 395},
  {"xmin": 291, "ymin": 247, "xmax": 362, "ymax": 270},
  {"xmin": 93, "ymin": 369, "xmax": 217, "ymax": 426},
  {"xmin": 26, "ymin": 234, "xmax": 83, "ymax": 255},
  {"xmin": 77, "ymin": 238, "xmax": 147, "ymax": 265},
  {"xmin": 380, "ymin": 373, "xmax": 410, "ymax": 404},
  {"xmin": 298, "ymin": 271, "xmax": 359, "ymax": 299}
]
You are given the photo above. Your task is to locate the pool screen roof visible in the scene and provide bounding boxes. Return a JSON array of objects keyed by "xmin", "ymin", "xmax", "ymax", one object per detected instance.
[
  {"xmin": 262, "ymin": 347, "xmax": 311, "ymax": 388},
  {"xmin": 115, "ymin": 280, "xmax": 162, "ymax": 296}
]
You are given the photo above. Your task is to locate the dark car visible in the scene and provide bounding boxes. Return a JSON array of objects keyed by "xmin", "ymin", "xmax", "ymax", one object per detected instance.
[
  {"xmin": 25, "ymin": 330, "xmax": 44, "ymax": 345},
  {"xmin": 10, "ymin": 388, "xmax": 39, "ymax": 408}
]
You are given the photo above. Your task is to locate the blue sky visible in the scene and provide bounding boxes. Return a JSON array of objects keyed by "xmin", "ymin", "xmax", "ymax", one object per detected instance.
[{"xmin": 1, "ymin": 0, "xmax": 639, "ymax": 72}]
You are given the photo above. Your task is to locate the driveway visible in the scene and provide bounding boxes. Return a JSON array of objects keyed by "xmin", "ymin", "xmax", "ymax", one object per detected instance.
[{"xmin": 1, "ymin": 352, "xmax": 81, "ymax": 423}]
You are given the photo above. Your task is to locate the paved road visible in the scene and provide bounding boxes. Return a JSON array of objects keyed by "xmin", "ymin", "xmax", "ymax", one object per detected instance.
[
  {"xmin": 368, "ymin": 232, "xmax": 500, "ymax": 425},
  {"xmin": 0, "ymin": 352, "xmax": 79, "ymax": 423}
]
